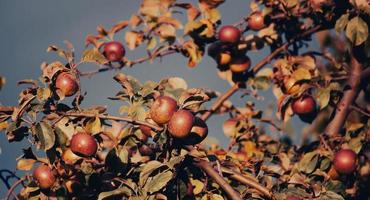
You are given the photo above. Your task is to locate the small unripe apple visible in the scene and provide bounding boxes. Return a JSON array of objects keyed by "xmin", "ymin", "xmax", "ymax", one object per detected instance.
[
  {"xmin": 33, "ymin": 164, "xmax": 56, "ymax": 189},
  {"xmin": 291, "ymin": 95, "xmax": 316, "ymax": 115},
  {"xmin": 168, "ymin": 110, "xmax": 195, "ymax": 139},
  {"xmin": 218, "ymin": 25, "xmax": 241, "ymax": 44},
  {"xmin": 183, "ymin": 117, "xmax": 208, "ymax": 145},
  {"xmin": 248, "ymin": 12, "xmax": 265, "ymax": 31},
  {"xmin": 62, "ymin": 148, "xmax": 81, "ymax": 165},
  {"xmin": 70, "ymin": 132, "xmax": 98, "ymax": 157},
  {"xmin": 223, "ymin": 118, "xmax": 239, "ymax": 138},
  {"xmin": 103, "ymin": 41, "xmax": 125, "ymax": 62},
  {"xmin": 150, "ymin": 96, "xmax": 178, "ymax": 125},
  {"xmin": 286, "ymin": 196, "xmax": 301, "ymax": 200},
  {"xmin": 229, "ymin": 56, "xmax": 251, "ymax": 73},
  {"xmin": 55, "ymin": 72, "xmax": 78, "ymax": 97},
  {"xmin": 333, "ymin": 149, "xmax": 357, "ymax": 174}
]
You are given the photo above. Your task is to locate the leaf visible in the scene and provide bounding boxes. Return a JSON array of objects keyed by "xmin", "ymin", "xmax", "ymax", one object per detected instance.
[
  {"xmin": 315, "ymin": 87, "xmax": 330, "ymax": 109},
  {"xmin": 147, "ymin": 37, "xmax": 157, "ymax": 50},
  {"xmin": 156, "ymin": 24, "xmax": 176, "ymax": 39},
  {"xmin": 345, "ymin": 16, "xmax": 368, "ymax": 46},
  {"xmin": 32, "ymin": 122, "xmax": 55, "ymax": 150},
  {"xmin": 41, "ymin": 61, "xmax": 65, "ymax": 81},
  {"xmin": 108, "ymin": 20, "xmax": 129, "ymax": 39},
  {"xmin": 158, "ymin": 16, "xmax": 183, "ymax": 29},
  {"xmin": 85, "ymin": 117, "xmax": 102, "ymax": 135},
  {"xmin": 292, "ymin": 68, "xmax": 311, "ymax": 81},
  {"xmin": 98, "ymin": 186, "xmax": 132, "ymax": 200},
  {"xmin": 145, "ymin": 170, "xmax": 173, "ymax": 194},
  {"xmin": 139, "ymin": 161, "xmax": 165, "ymax": 187},
  {"xmin": 129, "ymin": 15, "xmax": 142, "ymax": 29},
  {"xmin": 199, "ymin": 0, "xmax": 225, "ymax": 9},
  {"xmin": 182, "ymin": 40, "xmax": 203, "ymax": 67},
  {"xmin": 298, "ymin": 151, "xmax": 319, "ymax": 174},
  {"xmin": 125, "ymin": 31, "xmax": 144, "ymax": 50},
  {"xmin": 204, "ymin": 8, "xmax": 221, "ymax": 23},
  {"xmin": 36, "ymin": 88, "xmax": 51, "ymax": 101},
  {"xmin": 320, "ymin": 191, "xmax": 344, "ymax": 200},
  {"xmin": 81, "ymin": 48, "xmax": 108, "ymax": 64},
  {"xmin": 335, "ymin": 14, "xmax": 349, "ymax": 33},
  {"xmin": 190, "ymin": 178, "xmax": 204, "ymax": 195},
  {"xmin": 17, "ymin": 159, "xmax": 36, "ymax": 171}
]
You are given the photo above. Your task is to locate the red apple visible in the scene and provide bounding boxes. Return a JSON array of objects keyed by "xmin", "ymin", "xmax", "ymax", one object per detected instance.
[
  {"xmin": 286, "ymin": 196, "xmax": 301, "ymax": 200},
  {"xmin": 103, "ymin": 41, "xmax": 125, "ymax": 62},
  {"xmin": 291, "ymin": 95, "xmax": 316, "ymax": 115},
  {"xmin": 55, "ymin": 72, "xmax": 78, "ymax": 97},
  {"xmin": 150, "ymin": 96, "xmax": 178, "ymax": 125},
  {"xmin": 229, "ymin": 55, "xmax": 251, "ymax": 73},
  {"xmin": 183, "ymin": 117, "xmax": 208, "ymax": 145},
  {"xmin": 168, "ymin": 110, "xmax": 195, "ymax": 139},
  {"xmin": 33, "ymin": 164, "xmax": 56, "ymax": 189},
  {"xmin": 70, "ymin": 132, "xmax": 98, "ymax": 157},
  {"xmin": 248, "ymin": 12, "xmax": 265, "ymax": 31},
  {"xmin": 333, "ymin": 149, "xmax": 357, "ymax": 174},
  {"xmin": 218, "ymin": 25, "xmax": 241, "ymax": 44}
]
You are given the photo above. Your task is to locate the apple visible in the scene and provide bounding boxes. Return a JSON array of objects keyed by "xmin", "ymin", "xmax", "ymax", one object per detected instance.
[
  {"xmin": 218, "ymin": 25, "xmax": 241, "ymax": 44},
  {"xmin": 248, "ymin": 12, "xmax": 265, "ymax": 31},
  {"xmin": 223, "ymin": 118, "xmax": 239, "ymax": 138},
  {"xmin": 55, "ymin": 72, "xmax": 78, "ymax": 97},
  {"xmin": 70, "ymin": 132, "xmax": 98, "ymax": 157},
  {"xmin": 62, "ymin": 148, "xmax": 81, "ymax": 165},
  {"xmin": 168, "ymin": 110, "xmax": 195, "ymax": 139},
  {"xmin": 33, "ymin": 164, "xmax": 56, "ymax": 189},
  {"xmin": 150, "ymin": 96, "xmax": 178, "ymax": 125},
  {"xmin": 229, "ymin": 55, "xmax": 251, "ymax": 73},
  {"xmin": 333, "ymin": 149, "xmax": 357, "ymax": 174},
  {"xmin": 291, "ymin": 95, "xmax": 316, "ymax": 115},
  {"xmin": 103, "ymin": 41, "xmax": 125, "ymax": 62},
  {"xmin": 183, "ymin": 117, "xmax": 208, "ymax": 145},
  {"xmin": 286, "ymin": 196, "xmax": 301, "ymax": 200}
]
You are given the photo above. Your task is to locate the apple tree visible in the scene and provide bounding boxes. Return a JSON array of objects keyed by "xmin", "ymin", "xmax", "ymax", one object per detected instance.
[{"xmin": 0, "ymin": 0, "xmax": 369, "ymax": 199}]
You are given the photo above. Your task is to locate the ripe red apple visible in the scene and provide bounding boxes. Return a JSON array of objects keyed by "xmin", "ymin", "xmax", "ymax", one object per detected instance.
[
  {"xmin": 70, "ymin": 132, "xmax": 98, "ymax": 157},
  {"xmin": 103, "ymin": 41, "xmax": 125, "ymax": 62},
  {"xmin": 55, "ymin": 72, "xmax": 78, "ymax": 97},
  {"xmin": 223, "ymin": 118, "xmax": 239, "ymax": 138},
  {"xmin": 229, "ymin": 55, "xmax": 251, "ymax": 73},
  {"xmin": 286, "ymin": 196, "xmax": 301, "ymax": 200},
  {"xmin": 33, "ymin": 164, "xmax": 56, "ymax": 189},
  {"xmin": 183, "ymin": 117, "xmax": 208, "ymax": 145},
  {"xmin": 62, "ymin": 148, "xmax": 81, "ymax": 165},
  {"xmin": 291, "ymin": 95, "xmax": 316, "ymax": 115},
  {"xmin": 218, "ymin": 25, "xmax": 241, "ymax": 44},
  {"xmin": 333, "ymin": 149, "xmax": 357, "ymax": 174},
  {"xmin": 248, "ymin": 12, "xmax": 265, "ymax": 31},
  {"xmin": 150, "ymin": 96, "xmax": 178, "ymax": 125},
  {"xmin": 139, "ymin": 124, "xmax": 152, "ymax": 137},
  {"xmin": 168, "ymin": 110, "xmax": 195, "ymax": 139}
]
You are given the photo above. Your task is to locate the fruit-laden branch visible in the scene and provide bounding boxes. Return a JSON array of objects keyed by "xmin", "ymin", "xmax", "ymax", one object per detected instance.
[
  {"xmin": 324, "ymin": 51, "xmax": 363, "ymax": 136},
  {"xmin": 62, "ymin": 112, "xmax": 164, "ymax": 132},
  {"xmin": 194, "ymin": 158, "xmax": 243, "ymax": 200},
  {"xmin": 201, "ymin": 25, "xmax": 323, "ymax": 122}
]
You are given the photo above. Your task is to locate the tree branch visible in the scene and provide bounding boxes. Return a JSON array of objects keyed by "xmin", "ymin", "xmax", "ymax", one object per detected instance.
[
  {"xmin": 194, "ymin": 158, "xmax": 243, "ymax": 200},
  {"xmin": 325, "ymin": 51, "xmax": 363, "ymax": 136},
  {"xmin": 62, "ymin": 112, "xmax": 163, "ymax": 132},
  {"xmin": 5, "ymin": 176, "xmax": 28, "ymax": 200}
]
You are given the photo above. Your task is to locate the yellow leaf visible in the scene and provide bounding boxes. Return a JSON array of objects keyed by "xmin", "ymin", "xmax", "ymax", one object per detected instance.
[
  {"xmin": 86, "ymin": 117, "xmax": 101, "ymax": 135},
  {"xmin": 292, "ymin": 68, "xmax": 311, "ymax": 81},
  {"xmin": 125, "ymin": 31, "xmax": 144, "ymax": 50},
  {"xmin": 129, "ymin": 15, "xmax": 142, "ymax": 29},
  {"xmin": 17, "ymin": 159, "xmax": 36, "ymax": 171},
  {"xmin": 156, "ymin": 24, "xmax": 176, "ymax": 39},
  {"xmin": 204, "ymin": 8, "xmax": 221, "ymax": 23},
  {"xmin": 0, "ymin": 121, "xmax": 8, "ymax": 130},
  {"xmin": 190, "ymin": 178, "xmax": 204, "ymax": 195},
  {"xmin": 158, "ymin": 16, "xmax": 183, "ymax": 29}
]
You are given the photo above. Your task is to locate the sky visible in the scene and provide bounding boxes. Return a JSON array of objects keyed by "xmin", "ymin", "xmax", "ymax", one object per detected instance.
[{"xmin": 0, "ymin": 0, "xmax": 316, "ymax": 196}]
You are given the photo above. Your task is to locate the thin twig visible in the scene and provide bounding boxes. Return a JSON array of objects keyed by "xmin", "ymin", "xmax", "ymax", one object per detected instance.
[
  {"xmin": 350, "ymin": 104, "xmax": 370, "ymax": 117},
  {"xmin": 5, "ymin": 176, "xmax": 28, "ymax": 200}
]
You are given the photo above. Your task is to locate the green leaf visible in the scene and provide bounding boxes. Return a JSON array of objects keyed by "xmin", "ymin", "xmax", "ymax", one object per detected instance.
[
  {"xmin": 81, "ymin": 48, "xmax": 109, "ymax": 64},
  {"xmin": 320, "ymin": 157, "xmax": 331, "ymax": 171},
  {"xmin": 32, "ymin": 122, "xmax": 55, "ymax": 150},
  {"xmin": 298, "ymin": 151, "xmax": 319, "ymax": 174},
  {"xmin": 335, "ymin": 14, "xmax": 349, "ymax": 33},
  {"xmin": 98, "ymin": 186, "xmax": 132, "ymax": 200},
  {"xmin": 139, "ymin": 161, "xmax": 165, "ymax": 187},
  {"xmin": 145, "ymin": 170, "xmax": 173, "ymax": 194},
  {"xmin": 345, "ymin": 16, "xmax": 369, "ymax": 46},
  {"xmin": 320, "ymin": 191, "xmax": 344, "ymax": 200}
]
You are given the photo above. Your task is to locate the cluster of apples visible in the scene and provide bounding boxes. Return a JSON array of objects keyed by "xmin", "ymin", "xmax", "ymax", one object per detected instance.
[
  {"xmin": 32, "ymin": 132, "xmax": 98, "ymax": 189},
  {"xmin": 208, "ymin": 12, "xmax": 266, "ymax": 74},
  {"xmin": 53, "ymin": 41, "xmax": 126, "ymax": 98},
  {"xmin": 147, "ymin": 96, "xmax": 208, "ymax": 145}
]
